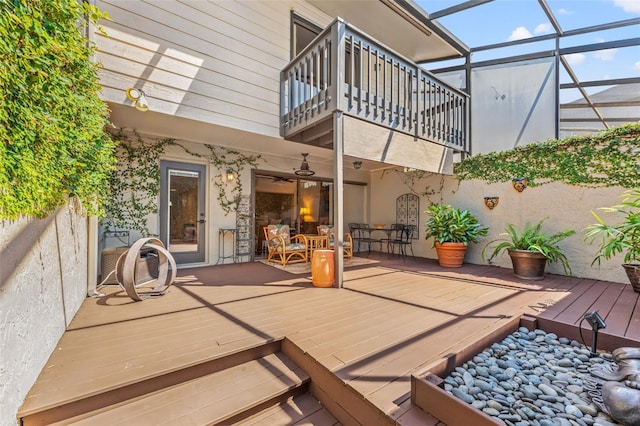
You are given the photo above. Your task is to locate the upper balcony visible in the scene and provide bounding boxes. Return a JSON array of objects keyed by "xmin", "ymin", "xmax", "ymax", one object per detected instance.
[{"xmin": 280, "ymin": 18, "xmax": 469, "ymax": 171}]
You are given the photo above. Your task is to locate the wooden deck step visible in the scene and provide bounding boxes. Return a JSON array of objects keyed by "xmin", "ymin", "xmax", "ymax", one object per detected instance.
[
  {"xmin": 22, "ymin": 342, "xmax": 310, "ymax": 426},
  {"xmin": 236, "ymin": 392, "xmax": 341, "ymax": 426}
]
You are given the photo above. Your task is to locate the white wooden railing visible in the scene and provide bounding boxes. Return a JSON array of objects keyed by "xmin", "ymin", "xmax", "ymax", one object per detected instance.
[{"xmin": 280, "ymin": 18, "xmax": 468, "ymax": 152}]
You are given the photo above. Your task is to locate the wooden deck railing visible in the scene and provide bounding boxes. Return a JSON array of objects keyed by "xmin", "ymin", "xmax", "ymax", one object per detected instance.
[{"xmin": 280, "ymin": 18, "xmax": 469, "ymax": 152}]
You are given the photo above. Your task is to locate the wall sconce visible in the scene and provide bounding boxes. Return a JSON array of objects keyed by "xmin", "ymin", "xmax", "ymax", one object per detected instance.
[
  {"xmin": 226, "ymin": 169, "xmax": 234, "ymax": 181},
  {"xmin": 512, "ymin": 177, "xmax": 528, "ymax": 192},
  {"xmin": 583, "ymin": 310, "xmax": 606, "ymax": 356},
  {"xmin": 484, "ymin": 196, "xmax": 499, "ymax": 210},
  {"xmin": 353, "ymin": 161, "xmax": 362, "ymax": 170},
  {"xmin": 125, "ymin": 88, "xmax": 149, "ymax": 112}
]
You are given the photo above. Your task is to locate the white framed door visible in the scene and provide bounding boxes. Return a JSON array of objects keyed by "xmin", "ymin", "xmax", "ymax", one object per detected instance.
[{"xmin": 159, "ymin": 161, "xmax": 206, "ymax": 264}]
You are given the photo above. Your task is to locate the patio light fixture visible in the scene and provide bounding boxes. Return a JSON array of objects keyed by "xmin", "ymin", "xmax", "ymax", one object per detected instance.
[
  {"xmin": 125, "ymin": 88, "xmax": 149, "ymax": 112},
  {"xmin": 295, "ymin": 153, "xmax": 315, "ymax": 177},
  {"xmin": 226, "ymin": 169, "xmax": 234, "ymax": 181},
  {"xmin": 583, "ymin": 310, "xmax": 606, "ymax": 356}
]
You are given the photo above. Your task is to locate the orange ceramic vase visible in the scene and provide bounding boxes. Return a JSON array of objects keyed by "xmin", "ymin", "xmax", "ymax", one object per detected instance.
[{"xmin": 312, "ymin": 250, "xmax": 335, "ymax": 287}]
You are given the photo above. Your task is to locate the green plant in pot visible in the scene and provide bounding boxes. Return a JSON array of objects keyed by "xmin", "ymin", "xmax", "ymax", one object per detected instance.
[
  {"xmin": 424, "ymin": 203, "xmax": 488, "ymax": 268},
  {"xmin": 482, "ymin": 220, "xmax": 575, "ymax": 280},
  {"xmin": 584, "ymin": 189, "xmax": 640, "ymax": 292}
]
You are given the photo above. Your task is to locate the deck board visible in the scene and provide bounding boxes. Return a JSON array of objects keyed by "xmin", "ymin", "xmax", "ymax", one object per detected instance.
[{"xmin": 19, "ymin": 255, "xmax": 640, "ymax": 425}]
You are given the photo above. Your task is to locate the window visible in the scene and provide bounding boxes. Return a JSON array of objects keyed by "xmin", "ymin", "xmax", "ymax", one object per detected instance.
[{"xmin": 291, "ymin": 13, "xmax": 321, "ymax": 59}]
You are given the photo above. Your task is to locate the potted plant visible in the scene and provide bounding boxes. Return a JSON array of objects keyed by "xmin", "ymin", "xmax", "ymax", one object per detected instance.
[
  {"xmin": 424, "ymin": 203, "xmax": 489, "ymax": 268},
  {"xmin": 482, "ymin": 220, "xmax": 575, "ymax": 280},
  {"xmin": 584, "ymin": 189, "xmax": 640, "ymax": 292}
]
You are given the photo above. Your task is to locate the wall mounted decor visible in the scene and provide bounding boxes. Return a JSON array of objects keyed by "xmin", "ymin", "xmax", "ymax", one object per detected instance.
[{"xmin": 512, "ymin": 177, "xmax": 528, "ymax": 192}]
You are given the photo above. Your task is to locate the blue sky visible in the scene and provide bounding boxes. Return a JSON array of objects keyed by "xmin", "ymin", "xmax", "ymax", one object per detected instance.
[{"xmin": 415, "ymin": 0, "xmax": 640, "ymax": 88}]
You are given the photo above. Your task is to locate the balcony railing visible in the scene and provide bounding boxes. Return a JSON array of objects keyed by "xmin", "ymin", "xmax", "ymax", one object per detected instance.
[{"xmin": 280, "ymin": 18, "xmax": 468, "ymax": 152}]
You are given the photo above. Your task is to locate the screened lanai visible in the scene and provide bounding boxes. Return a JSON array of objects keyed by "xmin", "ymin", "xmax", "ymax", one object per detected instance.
[{"xmin": 414, "ymin": 0, "xmax": 639, "ymax": 154}]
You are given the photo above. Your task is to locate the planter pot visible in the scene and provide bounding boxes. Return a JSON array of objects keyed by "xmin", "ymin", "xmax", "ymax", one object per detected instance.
[
  {"xmin": 508, "ymin": 249, "xmax": 547, "ymax": 280},
  {"xmin": 435, "ymin": 242, "xmax": 468, "ymax": 268},
  {"xmin": 623, "ymin": 264, "xmax": 640, "ymax": 293}
]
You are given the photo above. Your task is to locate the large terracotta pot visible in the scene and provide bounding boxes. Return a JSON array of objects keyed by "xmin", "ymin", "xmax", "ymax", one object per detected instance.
[
  {"xmin": 435, "ymin": 242, "xmax": 468, "ymax": 268},
  {"xmin": 623, "ymin": 264, "xmax": 640, "ymax": 293},
  {"xmin": 508, "ymin": 249, "xmax": 547, "ymax": 280}
]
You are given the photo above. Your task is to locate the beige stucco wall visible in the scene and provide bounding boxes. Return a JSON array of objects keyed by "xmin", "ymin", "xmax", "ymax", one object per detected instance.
[
  {"xmin": 0, "ymin": 206, "xmax": 89, "ymax": 425},
  {"xmin": 369, "ymin": 169, "xmax": 629, "ymax": 284}
]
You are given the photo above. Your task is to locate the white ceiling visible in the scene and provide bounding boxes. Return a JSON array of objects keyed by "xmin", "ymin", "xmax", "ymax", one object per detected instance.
[
  {"xmin": 108, "ymin": 103, "xmax": 392, "ymax": 172},
  {"xmin": 307, "ymin": 0, "xmax": 464, "ymax": 62}
]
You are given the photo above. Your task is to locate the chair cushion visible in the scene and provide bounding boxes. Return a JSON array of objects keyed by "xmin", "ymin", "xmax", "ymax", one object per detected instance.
[
  {"xmin": 266, "ymin": 224, "xmax": 291, "ymax": 246},
  {"xmin": 318, "ymin": 225, "xmax": 334, "ymax": 242},
  {"xmin": 277, "ymin": 243, "xmax": 305, "ymax": 252},
  {"xmin": 328, "ymin": 241, "xmax": 351, "ymax": 248}
]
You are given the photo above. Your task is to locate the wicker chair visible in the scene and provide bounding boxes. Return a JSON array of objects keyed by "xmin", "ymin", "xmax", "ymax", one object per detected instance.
[
  {"xmin": 263, "ymin": 225, "xmax": 308, "ymax": 266},
  {"xmin": 317, "ymin": 225, "xmax": 353, "ymax": 258}
]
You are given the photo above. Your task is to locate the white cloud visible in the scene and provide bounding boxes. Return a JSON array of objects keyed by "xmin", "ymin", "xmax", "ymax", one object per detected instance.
[
  {"xmin": 634, "ymin": 61, "xmax": 640, "ymax": 70},
  {"xmin": 593, "ymin": 49, "xmax": 617, "ymax": 61},
  {"xmin": 614, "ymin": 0, "xmax": 640, "ymax": 13},
  {"xmin": 557, "ymin": 8, "xmax": 572, "ymax": 15},
  {"xmin": 534, "ymin": 23, "xmax": 553, "ymax": 34},
  {"xmin": 508, "ymin": 26, "xmax": 532, "ymax": 41},
  {"xmin": 564, "ymin": 53, "xmax": 586, "ymax": 65}
]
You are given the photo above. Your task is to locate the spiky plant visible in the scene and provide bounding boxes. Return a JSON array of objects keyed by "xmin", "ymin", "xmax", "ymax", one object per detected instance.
[
  {"xmin": 482, "ymin": 220, "xmax": 576, "ymax": 275},
  {"xmin": 584, "ymin": 189, "xmax": 640, "ymax": 266}
]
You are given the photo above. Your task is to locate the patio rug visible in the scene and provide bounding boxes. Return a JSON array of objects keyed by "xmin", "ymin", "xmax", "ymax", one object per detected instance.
[{"xmin": 258, "ymin": 256, "xmax": 379, "ymax": 274}]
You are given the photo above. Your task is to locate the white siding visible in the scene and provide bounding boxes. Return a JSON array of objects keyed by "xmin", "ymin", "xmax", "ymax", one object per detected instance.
[{"xmin": 95, "ymin": 0, "xmax": 331, "ymax": 138}]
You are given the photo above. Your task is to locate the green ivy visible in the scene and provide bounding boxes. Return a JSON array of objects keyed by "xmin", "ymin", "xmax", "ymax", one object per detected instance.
[
  {"xmin": 454, "ymin": 123, "xmax": 640, "ymax": 188},
  {"xmin": 103, "ymin": 130, "xmax": 261, "ymax": 236},
  {"xmin": 0, "ymin": 0, "xmax": 116, "ymax": 219}
]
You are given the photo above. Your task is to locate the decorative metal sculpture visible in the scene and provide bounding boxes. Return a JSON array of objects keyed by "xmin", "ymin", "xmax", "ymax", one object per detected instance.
[
  {"xmin": 588, "ymin": 347, "xmax": 640, "ymax": 426},
  {"xmin": 115, "ymin": 237, "xmax": 176, "ymax": 301}
]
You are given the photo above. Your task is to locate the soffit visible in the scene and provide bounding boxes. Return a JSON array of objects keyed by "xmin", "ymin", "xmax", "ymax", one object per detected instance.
[{"xmin": 307, "ymin": 0, "xmax": 464, "ymax": 62}]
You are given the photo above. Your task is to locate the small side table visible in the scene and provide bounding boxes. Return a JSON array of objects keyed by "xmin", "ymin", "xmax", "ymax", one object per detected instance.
[
  {"xmin": 217, "ymin": 228, "xmax": 237, "ymax": 264},
  {"xmin": 306, "ymin": 235, "xmax": 329, "ymax": 262}
]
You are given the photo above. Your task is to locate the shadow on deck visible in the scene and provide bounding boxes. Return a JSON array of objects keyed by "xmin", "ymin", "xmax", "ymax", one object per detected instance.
[{"xmin": 18, "ymin": 253, "xmax": 639, "ymax": 425}]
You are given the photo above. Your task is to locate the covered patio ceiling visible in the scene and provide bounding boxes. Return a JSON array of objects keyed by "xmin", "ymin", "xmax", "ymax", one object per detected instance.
[
  {"xmin": 107, "ymin": 103, "xmax": 392, "ymax": 173},
  {"xmin": 307, "ymin": 0, "xmax": 468, "ymax": 63}
]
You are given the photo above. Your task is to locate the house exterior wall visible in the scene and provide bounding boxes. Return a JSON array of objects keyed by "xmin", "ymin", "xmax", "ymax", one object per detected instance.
[
  {"xmin": 100, "ymin": 134, "xmax": 370, "ymax": 269},
  {"xmin": 95, "ymin": 0, "xmax": 331, "ymax": 139},
  {"xmin": 369, "ymin": 169, "xmax": 628, "ymax": 284},
  {"xmin": 434, "ymin": 58, "xmax": 557, "ymax": 156},
  {"xmin": 0, "ymin": 206, "xmax": 89, "ymax": 424}
]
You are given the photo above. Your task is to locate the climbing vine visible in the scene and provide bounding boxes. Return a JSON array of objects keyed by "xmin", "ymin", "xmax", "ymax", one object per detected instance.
[
  {"xmin": 103, "ymin": 130, "xmax": 260, "ymax": 235},
  {"xmin": 0, "ymin": 0, "xmax": 116, "ymax": 219},
  {"xmin": 454, "ymin": 123, "xmax": 640, "ymax": 188}
]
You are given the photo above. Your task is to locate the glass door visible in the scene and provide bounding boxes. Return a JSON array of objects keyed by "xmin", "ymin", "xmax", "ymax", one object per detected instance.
[{"xmin": 160, "ymin": 161, "xmax": 206, "ymax": 264}]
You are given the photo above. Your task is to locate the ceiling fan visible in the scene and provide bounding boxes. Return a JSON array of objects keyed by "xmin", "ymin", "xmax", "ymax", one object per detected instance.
[{"xmin": 271, "ymin": 176, "xmax": 295, "ymax": 183}]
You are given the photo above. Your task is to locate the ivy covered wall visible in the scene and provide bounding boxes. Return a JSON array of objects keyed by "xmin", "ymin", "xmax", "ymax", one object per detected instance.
[
  {"xmin": 368, "ymin": 124, "xmax": 639, "ymax": 283},
  {"xmin": 0, "ymin": 0, "xmax": 116, "ymax": 219}
]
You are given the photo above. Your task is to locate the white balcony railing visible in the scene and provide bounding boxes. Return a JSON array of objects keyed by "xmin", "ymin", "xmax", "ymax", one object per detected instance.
[{"xmin": 281, "ymin": 18, "xmax": 468, "ymax": 152}]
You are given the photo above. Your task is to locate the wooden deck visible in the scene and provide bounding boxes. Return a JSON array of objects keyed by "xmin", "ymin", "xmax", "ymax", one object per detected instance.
[{"xmin": 18, "ymin": 254, "xmax": 640, "ymax": 425}]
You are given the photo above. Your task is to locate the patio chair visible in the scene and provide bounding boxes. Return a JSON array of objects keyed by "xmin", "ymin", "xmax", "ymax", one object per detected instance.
[
  {"xmin": 317, "ymin": 225, "xmax": 353, "ymax": 258},
  {"xmin": 263, "ymin": 225, "xmax": 308, "ymax": 266},
  {"xmin": 389, "ymin": 224, "xmax": 416, "ymax": 260}
]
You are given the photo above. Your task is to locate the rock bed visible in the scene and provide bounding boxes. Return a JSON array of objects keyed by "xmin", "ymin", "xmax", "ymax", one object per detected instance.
[{"xmin": 443, "ymin": 327, "xmax": 620, "ymax": 426}]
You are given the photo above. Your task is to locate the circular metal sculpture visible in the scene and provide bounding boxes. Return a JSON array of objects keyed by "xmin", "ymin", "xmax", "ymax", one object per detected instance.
[{"xmin": 115, "ymin": 237, "xmax": 176, "ymax": 301}]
